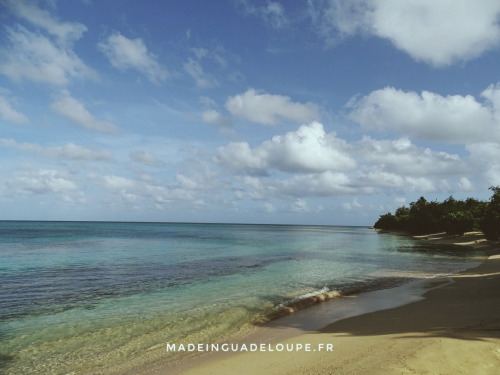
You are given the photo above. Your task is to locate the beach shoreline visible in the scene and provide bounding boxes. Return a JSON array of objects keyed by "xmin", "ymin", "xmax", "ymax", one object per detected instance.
[
  {"xmin": 157, "ymin": 232, "xmax": 500, "ymax": 375},
  {"xmin": 7, "ymin": 223, "xmax": 478, "ymax": 375}
]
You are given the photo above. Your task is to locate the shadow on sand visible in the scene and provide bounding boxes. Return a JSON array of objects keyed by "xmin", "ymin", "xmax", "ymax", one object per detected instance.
[{"xmin": 263, "ymin": 254, "xmax": 500, "ymax": 344}]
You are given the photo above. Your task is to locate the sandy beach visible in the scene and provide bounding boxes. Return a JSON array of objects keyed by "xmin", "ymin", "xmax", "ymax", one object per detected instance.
[{"xmin": 171, "ymin": 233, "xmax": 500, "ymax": 375}]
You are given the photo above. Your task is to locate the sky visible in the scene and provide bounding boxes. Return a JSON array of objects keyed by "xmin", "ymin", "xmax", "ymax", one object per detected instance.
[{"xmin": 1, "ymin": 0, "xmax": 500, "ymax": 225}]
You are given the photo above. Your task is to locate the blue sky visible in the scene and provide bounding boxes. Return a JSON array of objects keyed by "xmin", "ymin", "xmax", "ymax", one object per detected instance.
[{"xmin": 1, "ymin": 0, "xmax": 500, "ymax": 225}]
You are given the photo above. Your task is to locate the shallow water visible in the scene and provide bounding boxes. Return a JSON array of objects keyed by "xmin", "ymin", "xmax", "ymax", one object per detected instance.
[{"xmin": 0, "ymin": 221, "xmax": 483, "ymax": 374}]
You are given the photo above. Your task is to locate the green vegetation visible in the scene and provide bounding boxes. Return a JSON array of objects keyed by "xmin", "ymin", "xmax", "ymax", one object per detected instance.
[{"xmin": 373, "ymin": 187, "xmax": 500, "ymax": 239}]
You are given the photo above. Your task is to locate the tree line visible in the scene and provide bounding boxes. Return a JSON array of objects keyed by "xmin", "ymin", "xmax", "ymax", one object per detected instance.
[{"xmin": 373, "ymin": 187, "xmax": 500, "ymax": 240}]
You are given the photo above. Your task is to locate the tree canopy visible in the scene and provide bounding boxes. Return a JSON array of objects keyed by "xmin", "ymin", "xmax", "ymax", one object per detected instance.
[{"xmin": 373, "ymin": 187, "xmax": 500, "ymax": 239}]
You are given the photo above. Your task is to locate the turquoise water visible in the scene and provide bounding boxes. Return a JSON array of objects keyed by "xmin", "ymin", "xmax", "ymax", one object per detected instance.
[{"xmin": 0, "ymin": 221, "xmax": 483, "ymax": 374}]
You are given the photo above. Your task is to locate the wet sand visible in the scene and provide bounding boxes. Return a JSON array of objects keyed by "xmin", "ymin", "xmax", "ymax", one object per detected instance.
[{"xmin": 176, "ymin": 233, "xmax": 500, "ymax": 375}]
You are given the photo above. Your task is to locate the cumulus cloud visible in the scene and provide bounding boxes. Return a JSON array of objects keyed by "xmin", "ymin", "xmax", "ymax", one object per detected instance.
[
  {"xmin": 262, "ymin": 122, "xmax": 355, "ymax": 172},
  {"xmin": 342, "ymin": 198, "xmax": 362, "ymax": 211},
  {"xmin": 261, "ymin": 202, "xmax": 277, "ymax": 213},
  {"xmin": 201, "ymin": 109, "xmax": 237, "ymax": 138},
  {"xmin": 350, "ymin": 136, "xmax": 470, "ymax": 194},
  {"xmin": 216, "ymin": 122, "xmax": 355, "ymax": 174},
  {"xmin": 356, "ymin": 136, "xmax": 465, "ymax": 176},
  {"xmin": 7, "ymin": 0, "xmax": 87, "ymax": 45},
  {"xmin": 230, "ymin": 171, "xmax": 353, "ymax": 203},
  {"xmin": 215, "ymin": 121, "xmax": 477, "ymax": 202},
  {"xmin": 184, "ymin": 45, "xmax": 240, "ymax": 89},
  {"xmin": 184, "ymin": 58, "xmax": 218, "ymax": 88},
  {"xmin": 0, "ymin": 1, "xmax": 96, "ymax": 85},
  {"xmin": 6, "ymin": 169, "xmax": 79, "ymax": 198},
  {"xmin": 467, "ymin": 142, "xmax": 500, "ymax": 162},
  {"xmin": 202, "ymin": 109, "xmax": 232, "ymax": 127},
  {"xmin": 0, "ymin": 25, "xmax": 96, "ymax": 85},
  {"xmin": 261, "ymin": 1, "xmax": 288, "ymax": 29},
  {"xmin": 290, "ymin": 199, "xmax": 309, "ymax": 212},
  {"xmin": 129, "ymin": 150, "xmax": 164, "ymax": 167},
  {"xmin": 308, "ymin": 0, "xmax": 369, "ymax": 41},
  {"xmin": 350, "ymin": 165, "xmax": 447, "ymax": 194},
  {"xmin": 482, "ymin": 83, "xmax": 500, "ymax": 121},
  {"xmin": 191, "ymin": 47, "xmax": 227, "ymax": 68},
  {"xmin": 0, "ymin": 94, "xmax": 29, "ymax": 124},
  {"xmin": 0, "ymin": 138, "xmax": 113, "ymax": 161},
  {"xmin": 216, "ymin": 142, "xmax": 268, "ymax": 175},
  {"xmin": 275, "ymin": 171, "xmax": 353, "ymax": 197},
  {"xmin": 225, "ymin": 89, "xmax": 319, "ymax": 125},
  {"xmin": 458, "ymin": 177, "xmax": 474, "ymax": 191},
  {"xmin": 176, "ymin": 173, "xmax": 202, "ymax": 190},
  {"xmin": 100, "ymin": 174, "xmax": 168, "ymax": 206},
  {"xmin": 237, "ymin": 0, "xmax": 289, "ymax": 29},
  {"xmin": 348, "ymin": 86, "xmax": 500, "ymax": 143},
  {"xmin": 98, "ymin": 32, "xmax": 168, "ymax": 84},
  {"xmin": 309, "ymin": 0, "xmax": 500, "ymax": 66},
  {"xmin": 51, "ymin": 90, "xmax": 118, "ymax": 133},
  {"xmin": 100, "ymin": 174, "xmax": 197, "ymax": 207},
  {"xmin": 466, "ymin": 142, "xmax": 500, "ymax": 186},
  {"xmin": 371, "ymin": 0, "xmax": 500, "ymax": 66}
]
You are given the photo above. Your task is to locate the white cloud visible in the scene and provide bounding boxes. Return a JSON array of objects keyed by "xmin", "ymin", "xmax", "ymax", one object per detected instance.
[
  {"xmin": 216, "ymin": 120, "xmax": 473, "ymax": 199},
  {"xmin": 129, "ymin": 150, "xmax": 164, "ymax": 167},
  {"xmin": 225, "ymin": 89, "xmax": 319, "ymax": 125},
  {"xmin": 99, "ymin": 174, "xmax": 197, "ymax": 208},
  {"xmin": 216, "ymin": 142, "xmax": 268, "ymax": 175},
  {"xmin": 348, "ymin": 86, "xmax": 500, "ymax": 143},
  {"xmin": 237, "ymin": 0, "xmax": 289, "ymax": 29},
  {"xmin": 202, "ymin": 109, "xmax": 232, "ymax": 127},
  {"xmin": 354, "ymin": 168, "xmax": 439, "ymax": 193},
  {"xmin": 176, "ymin": 173, "xmax": 201, "ymax": 190},
  {"xmin": 309, "ymin": 0, "xmax": 500, "ymax": 66},
  {"xmin": 232, "ymin": 170, "xmax": 353, "ymax": 201},
  {"xmin": 51, "ymin": 90, "xmax": 119, "ymax": 133},
  {"xmin": 215, "ymin": 121, "xmax": 478, "ymax": 201},
  {"xmin": 291, "ymin": 199, "xmax": 309, "ymax": 212},
  {"xmin": 369, "ymin": 0, "xmax": 500, "ymax": 66},
  {"xmin": 184, "ymin": 58, "xmax": 218, "ymax": 88},
  {"xmin": 191, "ymin": 46, "xmax": 231, "ymax": 68},
  {"xmin": 201, "ymin": 109, "xmax": 237, "ymax": 138},
  {"xmin": 0, "ymin": 94, "xmax": 29, "ymax": 124},
  {"xmin": 184, "ymin": 45, "xmax": 239, "ymax": 89},
  {"xmin": 216, "ymin": 122, "xmax": 355, "ymax": 174},
  {"xmin": 6, "ymin": 169, "xmax": 79, "ymax": 197},
  {"xmin": 276, "ymin": 171, "xmax": 353, "ymax": 197},
  {"xmin": 98, "ymin": 32, "xmax": 168, "ymax": 84},
  {"xmin": 467, "ymin": 142, "xmax": 500, "ymax": 162},
  {"xmin": 308, "ymin": 0, "xmax": 369, "ymax": 42},
  {"xmin": 8, "ymin": 0, "xmax": 87, "ymax": 45},
  {"xmin": 262, "ymin": 1, "xmax": 288, "ymax": 29},
  {"xmin": 261, "ymin": 122, "xmax": 355, "ymax": 172},
  {"xmin": 0, "ymin": 25, "xmax": 97, "ymax": 85},
  {"xmin": 239, "ymin": 176, "xmax": 271, "ymax": 200},
  {"xmin": 481, "ymin": 83, "xmax": 500, "ymax": 121},
  {"xmin": 199, "ymin": 96, "xmax": 217, "ymax": 108},
  {"xmin": 261, "ymin": 202, "xmax": 277, "ymax": 213},
  {"xmin": 458, "ymin": 177, "xmax": 474, "ymax": 191},
  {"xmin": 101, "ymin": 174, "xmax": 135, "ymax": 191},
  {"xmin": 484, "ymin": 166, "xmax": 500, "ymax": 186},
  {"xmin": 357, "ymin": 136, "xmax": 465, "ymax": 177},
  {"xmin": 342, "ymin": 198, "xmax": 362, "ymax": 211},
  {"xmin": 466, "ymin": 142, "xmax": 500, "ymax": 186},
  {"xmin": 0, "ymin": 138, "xmax": 113, "ymax": 161}
]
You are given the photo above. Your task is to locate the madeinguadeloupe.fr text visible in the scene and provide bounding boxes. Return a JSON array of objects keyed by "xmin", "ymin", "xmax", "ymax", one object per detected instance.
[{"xmin": 166, "ymin": 342, "xmax": 333, "ymax": 353}]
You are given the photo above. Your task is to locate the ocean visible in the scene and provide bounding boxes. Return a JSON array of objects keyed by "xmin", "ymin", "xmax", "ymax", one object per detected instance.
[{"xmin": 0, "ymin": 221, "xmax": 484, "ymax": 374}]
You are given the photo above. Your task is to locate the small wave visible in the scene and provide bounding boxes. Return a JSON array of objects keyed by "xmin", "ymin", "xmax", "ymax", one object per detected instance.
[
  {"xmin": 258, "ymin": 276, "xmax": 422, "ymax": 324},
  {"xmin": 260, "ymin": 288, "xmax": 343, "ymax": 322}
]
